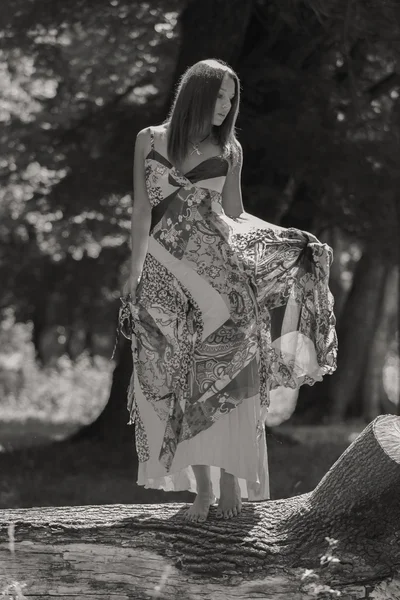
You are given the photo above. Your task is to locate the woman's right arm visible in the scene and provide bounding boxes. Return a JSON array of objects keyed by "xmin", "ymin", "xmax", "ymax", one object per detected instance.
[{"xmin": 128, "ymin": 127, "xmax": 152, "ymax": 296}]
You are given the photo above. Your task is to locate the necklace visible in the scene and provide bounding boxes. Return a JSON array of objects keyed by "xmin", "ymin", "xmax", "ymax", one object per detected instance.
[{"xmin": 189, "ymin": 133, "xmax": 210, "ymax": 156}]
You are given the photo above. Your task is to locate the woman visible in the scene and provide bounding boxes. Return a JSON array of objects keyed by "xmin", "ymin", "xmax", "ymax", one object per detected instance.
[{"xmin": 117, "ymin": 58, "xmax": 337, "ymax": 523}]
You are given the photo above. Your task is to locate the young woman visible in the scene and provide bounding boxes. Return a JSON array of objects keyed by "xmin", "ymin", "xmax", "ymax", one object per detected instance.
[{"xmin": 117, "ymin": 58, "xmax": 337, "ymax": 522}]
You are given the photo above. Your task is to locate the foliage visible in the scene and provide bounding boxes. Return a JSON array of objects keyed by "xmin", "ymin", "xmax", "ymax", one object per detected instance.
[
  {"xmin": 0, "ymin": 309, "xmax": 112, "ymax": 423},
  {"xmin": 0, "ymin": 0, "xmax": 399, "ymax": 422},
  {"xmin": 300, "ymin": 537, "xmax": 341, "ymax": 597},
  {"xmin": 239, "ymin": 0, "xmax": 400, "ymax": 261},
  {"xmin": 299, "ymin": 535, "xmax": 400, "ymax": 599},
  {"xmin": 0, "ymin": 0, "xmax": 181, "ymax": 330}
]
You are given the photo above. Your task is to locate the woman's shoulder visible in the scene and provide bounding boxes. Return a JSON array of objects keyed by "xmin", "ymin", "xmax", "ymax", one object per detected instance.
[
  {"xmin": 135, "ymin": 125, "xmax": 167, "ymax": 156},
  {"xmin": 137, "ymin": 124, "xmax": 168, "ymax": 149},
  {"xmin": 153, "ymin": 123, "xmax": 168, "ymax": 134},
  {"xmin": 138, "ymin": 124, "xmax": 168, "ymax": 138},
  {"xmin": 136, "ymin": 123, "xmax": 166, "ymax": 137}
]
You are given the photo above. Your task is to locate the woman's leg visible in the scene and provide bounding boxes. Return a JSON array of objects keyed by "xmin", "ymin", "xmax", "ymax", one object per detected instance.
[
  {"xmin": 184, "ymin": 465, "xmax": 215, "ymax": 522},
  {"xmin": 216, "ymin": 468, "xmax": 242, "ymax": 519}
]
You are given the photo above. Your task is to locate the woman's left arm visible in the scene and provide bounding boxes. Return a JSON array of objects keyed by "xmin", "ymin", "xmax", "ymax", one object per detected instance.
[{"xmin": 221, "ymin": 142, "xmax": 244, "ymax": 218}]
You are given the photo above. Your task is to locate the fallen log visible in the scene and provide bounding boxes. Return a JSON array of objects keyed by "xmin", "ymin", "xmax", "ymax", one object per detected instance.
[{"xmin": 1, "ymin": 415, "xmax": 400, "ymax": 599}]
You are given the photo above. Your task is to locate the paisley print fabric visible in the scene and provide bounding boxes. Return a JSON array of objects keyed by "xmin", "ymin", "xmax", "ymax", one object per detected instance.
[{"xmin": 116, "ymin": 127, "xmax": 337, "ymax": 482}]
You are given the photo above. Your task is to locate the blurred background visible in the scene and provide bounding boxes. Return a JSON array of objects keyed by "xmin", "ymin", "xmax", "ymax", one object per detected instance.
[{"xmin": 0, "ymin": 0, "xmax": 399, "ymax": 508}]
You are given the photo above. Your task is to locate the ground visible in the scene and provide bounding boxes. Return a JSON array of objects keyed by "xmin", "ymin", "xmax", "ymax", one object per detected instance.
[{"xmin": 0, "ymin": 419, "xmax": 365, "ymax": 509}]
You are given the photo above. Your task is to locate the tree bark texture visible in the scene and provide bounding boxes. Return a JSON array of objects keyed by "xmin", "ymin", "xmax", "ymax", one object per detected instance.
[
  {"xmin": 329, "ymin": 250, "xmax": 387, "ymax": 420},
  {"xmin": 395, "ymin": 188, "xmax": 400, "ymax": 417},
  {"xmin": 1, "ymin": 416, "xmax": 400, "ymax": 599},
  {"xmin": 320, "ymin": 226, "xmax": 350, "ymax": 321},
  {"xmin": 363, "ymin": 266, "xmax": 398, "ymax": 421}
]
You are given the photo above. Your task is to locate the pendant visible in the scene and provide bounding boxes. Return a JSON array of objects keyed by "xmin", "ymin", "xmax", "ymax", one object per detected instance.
[{"xmin": 190, "ymin": 143, "xmax": 202, "ymax": 156}]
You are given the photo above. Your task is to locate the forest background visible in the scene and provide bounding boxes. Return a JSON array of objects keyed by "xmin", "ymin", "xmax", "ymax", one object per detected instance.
[{"xmin": 0, "ymin": 0, "xmax": 399, "ymax": 509}]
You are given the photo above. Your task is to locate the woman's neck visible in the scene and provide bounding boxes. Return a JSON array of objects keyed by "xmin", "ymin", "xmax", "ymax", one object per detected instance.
[{"xmin": 190, "ymin": 132, "xmax": 210, "ymax": 144}]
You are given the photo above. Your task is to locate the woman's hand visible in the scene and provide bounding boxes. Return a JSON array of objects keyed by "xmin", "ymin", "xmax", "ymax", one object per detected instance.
[{"xmin": 122, "ymin": 273, "xmax": 141, "ymax": 299}]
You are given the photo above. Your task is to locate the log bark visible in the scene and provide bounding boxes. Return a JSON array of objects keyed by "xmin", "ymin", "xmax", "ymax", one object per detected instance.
[{"xmin": 1, "ymin": 416, "xmax": 400, "ymax": 599}]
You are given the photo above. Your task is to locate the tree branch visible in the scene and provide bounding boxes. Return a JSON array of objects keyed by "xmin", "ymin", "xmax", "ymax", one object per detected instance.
[{"xmin": 365, "ymin": 72, "xmax": 400, "ymax": 102}]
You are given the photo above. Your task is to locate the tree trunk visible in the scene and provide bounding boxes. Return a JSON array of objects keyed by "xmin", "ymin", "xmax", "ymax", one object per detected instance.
[
  {"xmin": 363, "ymin": 266, "xmax": 399, "ymax": 421},
  {"xmin": 395, "ymin": 192, "xmax": 400, "ymax": 416},
  {"xmin": 1, "ymin": 416, "xmax": 400, "ymax": 599},
  {"xmin": 320, "ymin": 226, "xmax": 350, "ymax": 321},
  {"xmin": 30, "ymin": 302, "xmax": 47, "ymax": 365},
  {"xmin": 164, "ymin": 0, "xmax": 253, "ymax": 110},
  {"xmin": 328, "ymin": 249, "xmax": 387, "ymax": 421},
  {"xmin": 31, "ymin": 263, "xmax": 61, "ymax": 365},
  {"xmin": 70, "ymin": 336, "xmax": 133, "ymax": 443}
]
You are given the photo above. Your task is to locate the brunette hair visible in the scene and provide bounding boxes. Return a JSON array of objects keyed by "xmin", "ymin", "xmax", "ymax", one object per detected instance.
[{"xmin": 164, "ymin": 59, "xmax": 241, "ymax": 169}]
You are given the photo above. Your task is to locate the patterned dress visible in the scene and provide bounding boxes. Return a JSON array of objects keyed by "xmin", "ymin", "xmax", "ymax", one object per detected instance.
[{"xmin": 117, "ymin": 127, "xmax": 337, "ymax": 500}]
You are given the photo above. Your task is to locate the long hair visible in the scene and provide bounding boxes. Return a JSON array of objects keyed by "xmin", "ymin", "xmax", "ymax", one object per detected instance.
[{"xmin": 165, "ymin": 59, "xmax": 241, "ymax": 170}]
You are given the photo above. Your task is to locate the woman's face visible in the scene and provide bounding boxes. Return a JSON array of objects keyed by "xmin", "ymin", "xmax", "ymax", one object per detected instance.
[{"xmin": 212, "ymin": 73, "xmax": 235, "ymax": 126}]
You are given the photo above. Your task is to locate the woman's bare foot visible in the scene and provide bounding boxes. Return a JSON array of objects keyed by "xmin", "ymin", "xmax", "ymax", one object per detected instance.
[
  {"xmin": 216, "ymin": 469, "xmax": 242, "ymax": 519},
  {"xmin": 184, "ymin": 465, "xmax": 215, "ymax": 523},
  {"xmin": 184, "ymin": 487, "xmax": 216, "ymax": 523}
]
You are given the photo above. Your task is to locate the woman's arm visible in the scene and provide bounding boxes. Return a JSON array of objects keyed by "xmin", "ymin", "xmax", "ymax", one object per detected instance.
[
  {"xmin": 221, "ymin": 141, "xmax": 244, "ymax": 218},
  {"xmin": 129, "ymin": 128, "xmax": 152, "ymax": 285}
]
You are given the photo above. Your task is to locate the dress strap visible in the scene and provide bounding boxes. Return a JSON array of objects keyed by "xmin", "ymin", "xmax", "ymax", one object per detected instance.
[{"xmin": 149, "ymin": 127, "xmax": 155, "ymax": 152}]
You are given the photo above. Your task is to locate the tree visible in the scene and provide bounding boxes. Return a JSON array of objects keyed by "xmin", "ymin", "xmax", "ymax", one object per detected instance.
[
  {"xmin": 163, "ymin": 0, "xmax": 253, "ymax": 109},
  {"xmin": 237, "ymin": 0, "xmax": 400, "ymax": 422},
  {"xmin": 2, "ymin": 416, "xmax": 400, "ymax": 598},
  {"xmin": 0, "ymin": 0, "xmax": 181, "ymax": 357},
  {"xmin": 328, "ymin": 249, "xmax": 388, "ymax": 421}
]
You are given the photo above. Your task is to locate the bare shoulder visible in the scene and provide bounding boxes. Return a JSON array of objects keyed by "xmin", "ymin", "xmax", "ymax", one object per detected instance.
[
  {"xmin": 135, "ymin": 126, "xmax": 155, "ymax": 158},
  {"xmin": 153, "ymin": 123, "xmax": 168, "ymax": 134},
  {"xmin": 136, "ymin": 124, "xmax": 167, "ymax": 149},
  {"xmin": 136, "ymin": 127, "xmax": 151, "ymax": 146},
  {"xmin": 153, "ymin": 123, "xmax": 168, "ymax": 143}
]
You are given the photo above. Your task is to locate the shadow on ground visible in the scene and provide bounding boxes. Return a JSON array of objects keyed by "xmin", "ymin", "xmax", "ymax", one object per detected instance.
[{"xmin": 0, "ymin": 419, "xmax": 361, "ymax": 509}]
